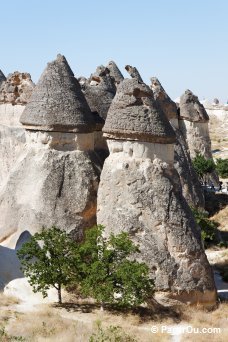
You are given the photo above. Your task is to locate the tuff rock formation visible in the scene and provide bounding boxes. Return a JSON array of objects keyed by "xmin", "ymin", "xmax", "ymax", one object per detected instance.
[
  {"xmin": 79, "ymin": 65, "xmax": 116, "ymax": 160},
  {"xmin": 97, "ymin": 78, "xmax": 216, "ymax": 305},
  {"xmin": 0, "ymin": 55, "xmax": 101, "ymax": 248},
  {"xmin": 151, "ymin": 77, "xmax": 179, "ymax": 128},
  {"xmin": 179, "ymin": 90, "xmax": 219, "ymax": 185},
  {"xmin": 150, "ymin": 78, "xmax": 204, "ymax": 208},
  {"xmin": 0, "ymin": 71, "xmax": 34, "ymax": 105},
  {"xmin": 0, "ymin": 72, "xmax": 34, "ymax": 187},
  {"xmin": 125, "ymin": 65, "xmax": 143, "ymax": 82},
  {"xmin": 0, "ymin": 70, "xmax": 6, "ymax": 87},
  {"xmin": 179, "ymin": 90, "xmax": 211, "ymax": 158},
  {"xmin": 106, "ymin": 60, "xmax": 124, "ymax": 85}
]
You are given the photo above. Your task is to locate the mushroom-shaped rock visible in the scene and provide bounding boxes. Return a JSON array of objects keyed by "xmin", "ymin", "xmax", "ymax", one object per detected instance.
[
  {"xmin": 103, "ymin": 78, "xmax": 176, "ymax": 144},
  {"xmin": 97, "ymin": 78, "xmax": 216, "ymax": 306},
  {"xmin": 106, "ymin": 61, "xmax": 124, "ymax": 84},
  {"xmin": 0, "ymin": 70, "xmax": 6, "ymax": 87},
  {"xmin": 0, "ymin": 55, "xmax": 101, "ymax": 249},
  {"xmin": 178, "ymin": 89, "xmax": 218, "ymax": 184},
  {"xmin": 125, "ymin": 65, "xmax": 143, "ymax": 82},
  {"xmin": 179, "ymin": 90, "xmax": 209, "ymax": 122},
  {"xmin": 20, "ymin": 54, "xmax": 95, "ymax": 133}
]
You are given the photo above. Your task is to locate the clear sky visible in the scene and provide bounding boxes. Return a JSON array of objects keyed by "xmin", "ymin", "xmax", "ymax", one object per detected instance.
[{"xmin": 1, "ymin": 0, "xmax": 228, "ymax": 102}]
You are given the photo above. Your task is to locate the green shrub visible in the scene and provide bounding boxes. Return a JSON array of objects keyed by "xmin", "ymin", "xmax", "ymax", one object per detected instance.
[
  {"xmin": 215, "ymin": 158, "xmax": 228, "ymax": 178},
  {"xmin": 78, "ymin": 225, "xmax": 154, "ymax": 309},
  {"xmin": 191, "ymin": 208, "xmax": 219, "ymax": 248},
  {"xmin": 192, "ymin": 153, "xmax": 216, "ymax": 182}
]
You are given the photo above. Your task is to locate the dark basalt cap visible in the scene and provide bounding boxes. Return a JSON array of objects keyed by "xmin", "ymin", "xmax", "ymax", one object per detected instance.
[
  {"xmin": 0, "ymin": 70, "xmax": 6, "ymax": 87},
  {"xmin": 103, "ymin": 78, "xmax": 176, "ymax": 144},
  {"xmin": 125, "ymin": 65, "xmax": 143, "ymax": 83},
  {"xmin": 106, "ymin": 61, "xmax": 124, "ymax": 84},
  {"xmin": 82, "ymin": 65, "xmax": 116, "ymax": 130},
  {"xmin": 150, "ymin": 77, "xmax": 178, "ymax": 120},
  {"xmin": 179, "ymin": 89, "xmax": 209, "ymax": 122},
  {"xmin": 20, "ymin": 54, "xmax": 96, "ymax": 132}
]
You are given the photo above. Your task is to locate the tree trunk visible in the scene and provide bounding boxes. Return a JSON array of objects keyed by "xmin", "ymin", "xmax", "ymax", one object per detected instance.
[{"xmin": 58, "ymin": 284, "xmax": 62, "ymax": 304}]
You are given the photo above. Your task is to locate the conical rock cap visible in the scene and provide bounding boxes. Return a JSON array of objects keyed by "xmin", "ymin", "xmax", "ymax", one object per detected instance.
[
  {"xmin": 179, "ymin": 89, "xmax": 209, "ymax": 122},
  {"xmin": 20, "ymin": 54, "xmax": 95, "ymax": 132},
  {"xmin": 150, "ymin": 77, "xmax": 178, "ymax": 120},
  {"xmin": 103, "ymin": 78, "xmax": 176, "ymax": 143},
  {"xmin": 106, "ymin": 61, "xmax": 124, "ymax": 84}
]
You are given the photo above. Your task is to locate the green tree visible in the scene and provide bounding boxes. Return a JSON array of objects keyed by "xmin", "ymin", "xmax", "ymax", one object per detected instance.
[
  {"xmin": 191, "ymin": 208, "xmax": 219, "ymax": 248},
  {"xmin": 78, "ymin": 225, "xmax": 154, "ymax": 309},
  {"xmin": 17, "ymin": 226, "xmax": 78, "ymax": 304},
  {"xmin": 215, "ymin": 158, "xmax": 228, "ymax": 178},
  {"xmin": 192, "ymin": 153, "xmax": 216, "ymax": 182}
]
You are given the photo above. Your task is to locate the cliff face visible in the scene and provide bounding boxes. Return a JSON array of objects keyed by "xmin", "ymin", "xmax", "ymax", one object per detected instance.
[{"xmin": 0, "ymin": 72, "xmax": 34, "ymax": 188}]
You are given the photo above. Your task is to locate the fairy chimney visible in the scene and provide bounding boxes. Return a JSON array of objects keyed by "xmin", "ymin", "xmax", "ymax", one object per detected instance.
[
  {"xmin": 179, "ymin": 90, "xmax": 212, "ymax": 159},
  {"xmin": 150, "ymin": 78, "xmax": 204, "ymax": 208},
  {"xmin": 97, "ymin": 78, "xmax": 216, "ymax": 306},
  {"xmin": 0, "ymin": 55, "xmax": 101, "ymax": 248}
]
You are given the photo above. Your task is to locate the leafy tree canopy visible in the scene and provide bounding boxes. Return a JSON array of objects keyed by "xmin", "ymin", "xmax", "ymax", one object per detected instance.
[
  {"xmin": 215, "ymin": 158, "xmax": 228, "ymax": 179},
  {"xmin": 78, "ymin": 225, "xmax": 154, "ymax": 309},
  {"xmin": 192, "ymin": 153, "xmax": 216, "ymax": 182},
  {"xmin": 17, "ymin": 226, "xmax": 78, "ymax": 303}
]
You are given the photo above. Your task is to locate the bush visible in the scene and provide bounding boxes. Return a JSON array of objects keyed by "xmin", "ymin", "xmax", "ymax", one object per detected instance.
[
  {"xmin": 216, "ymin": 158, "xmax": 228, "ymax": 178},
  {"xmin": 77, "ymin": 225, "xmax": 154, "ymax": 309},
  {"xmin": 192, "ymin": 153, "xmax": 216, "ymax": 182},
  {"xmin": 191, "ymin": 208, "xmax": 219, "ymax": 248}
]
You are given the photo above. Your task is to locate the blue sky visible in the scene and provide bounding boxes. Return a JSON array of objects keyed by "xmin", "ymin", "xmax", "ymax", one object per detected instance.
[{"xmin": 1, "ymin": 0, "xmax": 228, "ymax": 102}]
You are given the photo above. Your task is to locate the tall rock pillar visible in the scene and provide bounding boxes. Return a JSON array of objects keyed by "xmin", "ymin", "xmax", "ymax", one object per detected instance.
[
  {"xmin": 97, "ymin": 78, "xmax": 216, "ymax": 306},
  {"xmin": 0, "ymin": 55, "xmax": 101, "ymax": 248}
]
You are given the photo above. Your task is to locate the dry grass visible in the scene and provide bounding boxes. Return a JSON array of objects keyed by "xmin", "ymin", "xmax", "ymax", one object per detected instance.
[
  {"xmin": 211, "ymin": 205, "xmax": 228, "ymax": 232},
  {"xmin": 0, "ymin": 294, "xmax": 228, "ymax": 341},
  {"xmin": 180, "ymin": 303, "xmax": 228, "ymax": 341},
  {"xmin": 0, "ymin": 292, "xmax": 20, "ymax": 306}
]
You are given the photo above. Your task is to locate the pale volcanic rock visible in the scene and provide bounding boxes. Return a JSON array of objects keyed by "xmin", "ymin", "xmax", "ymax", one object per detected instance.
[
  {"xmin": 150, "ymin": 78, "xmax": 204, "ymax": 208},
  {"xmin": 97, "ymin": 78, "xmax": 216, "ymax": 305},
  {"xmin": 0, "ymin": 72, "xmax": 34, "ymax": 187},
  {"xmin": 0, "ymin": 55, "xmax": 101, "ymax": 249},
  {"xmin": 179, "ymin": 90, "xmax": 212, "ymax": 158}
]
